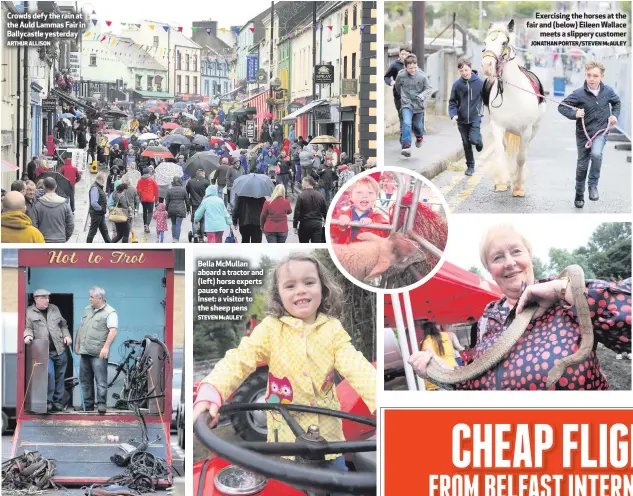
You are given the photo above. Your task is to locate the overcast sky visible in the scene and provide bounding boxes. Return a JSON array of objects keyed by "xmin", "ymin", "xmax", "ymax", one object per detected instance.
[
  {"xmin": 83, "ymin": 0, "xmax": 269, "ymax": 37},
  {"xmin": 444, "ymin": 215, "xmax": 620, "ymax": 279}
]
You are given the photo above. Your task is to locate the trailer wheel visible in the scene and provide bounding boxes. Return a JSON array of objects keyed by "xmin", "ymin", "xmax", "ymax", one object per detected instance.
[
  {"xmin": 230, "ymin": 367, "xmax": 268, "ymax": 442},
  {"xmin": 1, "ymin": 411, "xmax": 8, "ymax": 434}
]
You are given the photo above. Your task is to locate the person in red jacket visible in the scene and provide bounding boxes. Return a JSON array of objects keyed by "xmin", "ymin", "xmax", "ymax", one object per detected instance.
[
  {"xmin": 136, "ymin": 167, "xmax": 159, "ymax": 233},
  {"xmin": 260, "ymin": 184, "xmax": 292, "ymax": 243},
  {"xmin": 330, "ymin": 175, "xmax": 390, "ymax": 244},
  {"xmin": 58, "ymin": 158, "xmax": 81, "ymax": 212}
]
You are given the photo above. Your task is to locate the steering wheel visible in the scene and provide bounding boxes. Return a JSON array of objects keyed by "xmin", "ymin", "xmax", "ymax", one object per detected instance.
[{"xmin": 194, "ymin": 403, "xmax": 376, "ymax": 495}]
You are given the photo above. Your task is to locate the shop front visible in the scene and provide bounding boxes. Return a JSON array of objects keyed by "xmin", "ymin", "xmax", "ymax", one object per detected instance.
[
  {"xmin": 30, "ymin": 82, "xmax": 43, "ymax": 158},
  {"xmin": 314, "ymin": 102, "xmax": 340, "ymax": 141},
  {"xmin": 340, "ymin": 106, "xmax": 357, "ymax": 159},
  {"xmin": 282, "ymin": 99, "xmax": 327, "ymax": 141},
  {"xmin": 12, "ymin": 249, "xmax": 175, "ymax": 486}
]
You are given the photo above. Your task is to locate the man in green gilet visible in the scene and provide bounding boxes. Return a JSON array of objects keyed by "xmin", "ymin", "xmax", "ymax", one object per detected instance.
[{"xmin": 74, "ymin": 286, "xmax": 117, "ymax": 414}]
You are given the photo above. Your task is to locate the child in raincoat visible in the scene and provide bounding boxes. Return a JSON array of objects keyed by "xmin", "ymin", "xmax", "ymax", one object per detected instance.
[
  {"xmin": 152, "ymin": 203, "xmax": 169, "ymax": 243},
  {"xmin": 192, "ymin": 252, "xmax": 376, "ymax": 470}
]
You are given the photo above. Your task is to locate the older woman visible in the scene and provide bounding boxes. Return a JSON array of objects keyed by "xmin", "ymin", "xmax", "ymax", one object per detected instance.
[{"xmin": 409, "ymin": 224, "xmax": 631, "ymax": 390}]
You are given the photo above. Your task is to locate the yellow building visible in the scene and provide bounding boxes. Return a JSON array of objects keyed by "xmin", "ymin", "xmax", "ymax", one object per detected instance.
[{"xmin": 339, "ymin": 1, "xmax": 376, "ymax": 162}]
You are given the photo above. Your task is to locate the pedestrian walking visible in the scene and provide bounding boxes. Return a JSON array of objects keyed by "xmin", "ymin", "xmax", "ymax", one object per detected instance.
[
  {"xmin": 395, "ymin": 54, "xmax": 433, "ymax": 157},
  {"xmin": 317, "ymin": 160, "xmax": 338, "ymax": 205},
  {"xmin": 293, "ymin": 176, "xmax": 327, "ymax": 243},
  {"xmin": 194, "ymin": 184, "xmax": 232, "ymax": 243},
  {"xmin": 186, "ymin": 168, "xmax": 210, "ymax": 224},
  {"xmin": 164, "ymin": 175, "xmax": 190, "ymax": 242},
  {"xmin": 86, "ymin": 172, "xmax": 111, "ymax": 243},
  {"xmin": 58, "ymin": 158, "xmax": 81, "ymax": 212},
  {"xmin": 448, "ymin": 58, "xmax": 485, "ymax": 176},
  {"xmin": 152, "ymin": 203, "xmax": 169, "ymax": 243},
  {"xmin": 232, "ymin": 193, "xmax": 266, "ymax": 243},
  {"xmin": 31, "ymin": 177, "xmax": 74, "ymax": 243},
  {"xmin": 384, "ymin": 46, "xmax": 410, "ymax": 139},
  {"xmin": 261, "ymin": 184, "xmax": 292, "ymax": 243},
  {"xmin": 109, "ymin": 182, "xmax": 132, "ymax": 244}
]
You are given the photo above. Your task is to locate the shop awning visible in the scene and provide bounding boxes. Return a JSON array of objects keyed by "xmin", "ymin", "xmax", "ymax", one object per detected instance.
[
  {"xmin": 282, "ymin": 99, "xmax": 327, "ymax": 124},
  {"xmin": 49, "ymin": 88, "xmax": 97, "ymax": 115},
  {"xmin": 384, "ymin": 262, "xmax": 502, "ymax": 326},
  {"xmin": 133, "ymin": 90, "xmax": 173, "ymax": 99}
]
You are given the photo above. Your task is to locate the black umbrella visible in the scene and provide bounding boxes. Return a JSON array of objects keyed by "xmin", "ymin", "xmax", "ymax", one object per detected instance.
[
  {"xmin": 105, "ymin": 110, "xmax": 128, "ymax": 118},
  {"xmin": 192, "ymin": 134, "xmax": 209, "ymax": 147},
  {"xmin": 184, "ymin": 152, "xmax": 220, "ymax": 177},
  {"xmin": 37, "ymin": 172, "xmax": 72, "ymax": 199},
  {"xmin": 162, "ymin": 134, "xmax": 190, "ymax": 147}
]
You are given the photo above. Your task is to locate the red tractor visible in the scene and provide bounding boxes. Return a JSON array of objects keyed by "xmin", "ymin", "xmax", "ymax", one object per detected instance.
[{"xmin": 193, "ymin": 372, "xmax": 376, "ymax": 495}]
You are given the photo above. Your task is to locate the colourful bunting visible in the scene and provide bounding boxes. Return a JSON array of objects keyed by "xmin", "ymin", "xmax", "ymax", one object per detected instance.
[
  {"xmin": 105, "ymin": 20, "xmax": 112, "ymax": 27},
  {"xmin": 249, "ymin": 27, "xmax": 255, "ymax": 33},
  {"xmin": 100, "ymin": 35, "xmax": 106, "ymax": 42},
  {"xmin": 149, "ymin": 24, "xmax": 155, "ymax": 30},
  {"xmin": 220, "ymin": 27, "xmax": 226, "ymax": 33},
  {"xmin": 233, "ymin": 27, "xmax": 240, "ymax": 34},
  {"xmin": 360, "ymin": 25, "xmax": 365, "ymax": 33},
  {"xmin": 192, "ymin": 27, "xmax": 198, "ymax": 33},
  {"xmin": 327, "ymin": 25, "xmax": 333, "ymax": 31},
  {"xmin": 178, "ymin": 27, "xmax": 183, "ymax": 32},
  {"xmin": 136, "ymin": 24, "xmax": 141, "ymax": 28},
  {"xmin": 163, "ymin": 25, "xmax": 169, "ymax": 32},
  {"xmin": 206, "ymin": 28, "xmax": 212, "ymax": 35},
  {"xmin": 313, "ymin": 25, "xmax": 319, "ymax": 30},
  {"xmin": 84, "ymin": 31, "xmax": 91, "ymax": 37},
  {"xmin": 342, "ymin": 25, "xmax": 348, "ymax": 34},
  {"xmin": 121, "ymin": 22, "xmax": 127, "ymax": 26},
  {"xmin": 91, "ymin": 19, "xmax": 97, "ymax": 26}
]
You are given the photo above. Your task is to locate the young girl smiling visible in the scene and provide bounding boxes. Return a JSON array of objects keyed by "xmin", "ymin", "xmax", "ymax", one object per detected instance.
[{"xmin": 192, "ymin": 252, "xmax": 376, "ymax": 469}]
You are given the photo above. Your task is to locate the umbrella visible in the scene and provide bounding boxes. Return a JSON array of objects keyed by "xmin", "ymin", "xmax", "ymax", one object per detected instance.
[
  {"xmin": 229, "ymin": 149, "xmax": 244, "ymax": 159},
  {"xmin": 1, "ymin": 159, "xmax": 19, "ymax": 172},
  {"xmin": 105, "ymin": 110, "xmax": 128, "ymax": 118},
  {"xmin": 154, "ymin": 161, "xmax": 184, "ymax": 185},
  {"xmin": 208, "ymin": 138, "xmax": 236, "ymax": 150},
  {"xmin": 255, "ymin": 112, "xmax": 274, "ymax": 119},
  {"xmin": 171, "ymin": 127, "xmax": 187, "ymax": 135},
  {"xmin": 310, "ymin": 135, "xmax": 340, "ymax": 144},
  {"xmin": 384, "ymin": 262, "xmax": 502, "ymax": 326},
  {"xmin": 231, "ymin": 173, "xmax": 274, "ymax": 199},
  {"xmin": 162, "ymin": 122, "xmax": 180, "ymax": 130},
  {"xmin": 162, "ymin": 134, "xmax": 190, "ymax": 147},
  {"xmin": 192, "ymin": 134, "xmax": 209, "ymax": 147},
  {"xmin": 58, "ymin": 113, "xmax": 75, "ymax": 118},
  {"xmin": 184, "ymin": 152, "xmax": 220, "ymax": 177},
  {"xmin": 141, "ymin": 146, "xmax": 174, "ymax": 159},
  {"xmin": 37, "ymin": 172, "xmax": 72, "ymax": 199},
  {"xmin": 108, "ymin": 136, "xmax": 129, "ymax": 147},
  {"xmin": 148, "ymin": 106, "xmax": 167, "ymax": 114},
  {"xmin": 137, "ymin": 132, "xmax": 159, "ymax": 140},
  {"xmin": 181, "ymin": 112, "xmax": 197, "ymax": 120}
]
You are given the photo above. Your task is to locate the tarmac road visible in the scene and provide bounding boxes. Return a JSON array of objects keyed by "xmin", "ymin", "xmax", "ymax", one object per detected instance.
[{"xmin": 386, "ymin": 91, "xmax": 631, "ymax": 214}]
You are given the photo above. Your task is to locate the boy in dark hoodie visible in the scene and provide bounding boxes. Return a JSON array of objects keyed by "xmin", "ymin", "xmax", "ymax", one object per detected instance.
[
  {"xmin": 384, "ymin": 46, "xmax": 410, "ymax": 138},
  {"xmin": 448, "ymin": 58, "xmax": 485, "ymax": 176}
]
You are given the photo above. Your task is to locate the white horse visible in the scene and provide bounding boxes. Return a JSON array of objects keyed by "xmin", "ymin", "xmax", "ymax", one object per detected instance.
[{"xmin": 481, "ymin": 19, "xmax": 546, "ymax": 197}]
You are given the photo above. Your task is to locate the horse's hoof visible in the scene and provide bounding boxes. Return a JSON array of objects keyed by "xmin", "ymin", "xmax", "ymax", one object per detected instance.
[
  {"xmin": 494, "ymin": 183, "xmax": 509, "ymax": 192},
  {"xmin": 512, "ymin": 188, "xmax": 525, "ymax": 197}
]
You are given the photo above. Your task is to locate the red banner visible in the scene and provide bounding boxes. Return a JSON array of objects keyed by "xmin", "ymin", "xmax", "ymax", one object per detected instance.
[
  {"xmin": 384, "ymin": 409, "xmax": 633, "ymax": 496},
  {"xmin": 18, "ymin": 250, "xmax": 175, "ymax": 268}
]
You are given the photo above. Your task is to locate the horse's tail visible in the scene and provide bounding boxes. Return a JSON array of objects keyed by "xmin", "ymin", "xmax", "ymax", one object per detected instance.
[{"xmin": 504, "ymin": 131, "xmax": 521, "ymax": 157}]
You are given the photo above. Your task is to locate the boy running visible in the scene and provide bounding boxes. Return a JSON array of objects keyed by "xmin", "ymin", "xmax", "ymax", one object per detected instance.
[
  {"xmin": 448, "ymin": 58, "xmax": 485, "ymax": 176},
  {"xmin": 395, "ymin": 54, "xmax": 433, "ymax": 157},
  {"xmin": 558, "ymin": 60, "xmax": 620, "ymax": 208},
  {"xmin": 384, "ymin": 46, "xmax": 411, "ymax": 138}
]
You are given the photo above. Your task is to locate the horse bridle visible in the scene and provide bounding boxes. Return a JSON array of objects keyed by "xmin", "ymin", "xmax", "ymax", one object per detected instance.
[{"xmin": 482, "ymin": 29, "xmax": 515, "ymax": 77}]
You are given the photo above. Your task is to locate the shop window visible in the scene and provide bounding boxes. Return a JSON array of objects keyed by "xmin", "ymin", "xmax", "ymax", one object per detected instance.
[
  {"xmin": 344, "ymin": 9, "xmax": 348, "ymax": 28},
  {"xmin": 89, "ymin": 54, "xmax": 96, "ymax": 66},
  {"xmin": 343, "ymin": 56, "xmax": 347, "ymax": 79},
  {"xmin": 147, "ymin": 75, "xmax": 153, "ymax": 91},
  {"xmin": 177, "ymin": 53, "xmax": 182, "ymax": 70},
  {"xmin": 186, "ymin": 54, "xmax": 190, "ymax": 71},
  {"xmin": 193, "ymin": 55, "xmax": 198, "ymax": 72},
  {"xmin": 193, "ymin": 76, "xmax": 197, "ymax": 95},
  {"xmin": 353, "ymin": 5, "xmax": 357, "ymax": 27},
  {"xmin": 185, "ymin": 76, "xmax": 190, "ymax": 94},
  {"xmin": 153, "ymin": 36, "xmax": 159, "ymax": 47},
  {"xmin": 136, "ymin": 75, "xmax": 142, "ymax": 90},
  {"xmin": 177, "ymin": 75, "xmax": 181, "ymax": 94}
]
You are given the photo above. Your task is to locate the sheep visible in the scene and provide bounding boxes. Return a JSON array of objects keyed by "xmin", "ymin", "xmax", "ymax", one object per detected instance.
[{"xmin": 332, "ymin": 232, "xmax": 421, "ymax": 282}]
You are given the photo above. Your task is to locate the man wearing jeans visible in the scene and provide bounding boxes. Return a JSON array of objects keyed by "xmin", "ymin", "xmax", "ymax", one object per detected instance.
[
  {"xmin": 74, "ymin": 286, "xmax": 117, "ymax": 414},
  {"xmin": 24, "ymin": 289, "xmax": 72, "ymax": 414},
  {"xmin": 395, "ymin": 54, "xmax": 434, "ymax": 157}
]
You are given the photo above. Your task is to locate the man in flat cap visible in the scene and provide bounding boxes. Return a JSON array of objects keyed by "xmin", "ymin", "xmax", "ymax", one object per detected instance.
[{"xmin": 24, "ymin": 289, "xmax": 72, "ymax": 413}]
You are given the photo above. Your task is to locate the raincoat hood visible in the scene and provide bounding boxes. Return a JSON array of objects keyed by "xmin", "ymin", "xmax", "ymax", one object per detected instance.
[
  {"xmin": 1, "ymin": 210, "xmax": 33, "ymax": 229},
  {"xmin": 156, "ymin": 203, "xmax": 166, "ymax": 212},
  {"xmin": 204, "ymin": 184, "xmax": 219, "ymax": 198}
]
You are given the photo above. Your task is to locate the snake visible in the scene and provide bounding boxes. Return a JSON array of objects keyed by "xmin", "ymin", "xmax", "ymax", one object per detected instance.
[{"xmin": 425, "ymin": 265, "xmax": 593, "ymax": 389}]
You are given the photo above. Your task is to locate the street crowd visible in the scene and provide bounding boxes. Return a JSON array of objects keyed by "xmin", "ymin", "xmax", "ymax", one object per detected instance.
[{"xmin": 2, "ymin": 98, "xmax": 376, "ymax": 244}]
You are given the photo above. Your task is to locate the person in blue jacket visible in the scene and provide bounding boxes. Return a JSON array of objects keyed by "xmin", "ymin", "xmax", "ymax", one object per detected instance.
[
  {"xmin": 558, "ymin": 60, "xmax": 620, "ymax": 208},
  {"xmin": 448, "ymin": 58, "xmax": 485, "ymax": 177}
]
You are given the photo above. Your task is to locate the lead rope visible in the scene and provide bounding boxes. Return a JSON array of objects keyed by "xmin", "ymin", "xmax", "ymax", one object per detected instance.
[
  {"xmin": 12, "ymin": 361, "xmax": 43, "ymax": 447},
  {"xmin": 500, "ymin": 77, "xmax": 613, "ymax": 148}
]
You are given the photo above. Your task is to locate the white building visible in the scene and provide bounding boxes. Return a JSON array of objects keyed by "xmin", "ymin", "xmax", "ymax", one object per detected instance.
[
  {"xmin": 290, "ymin": 25, "xmax": 314, "ymax": 101},
  {"xmin": 237, "ymin": 8, "xmax": 271, "ymax": 82},
  {"xmin": 317, "ymin": 3, "xmax": 342, "ymax": 100},
  {"xmin": 120, "ymin": 22, "xmax": 202, "ymax": 99},
  {"xmin": 81, "ymin": 35, "xmax": 169, "ymax": 100}
]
